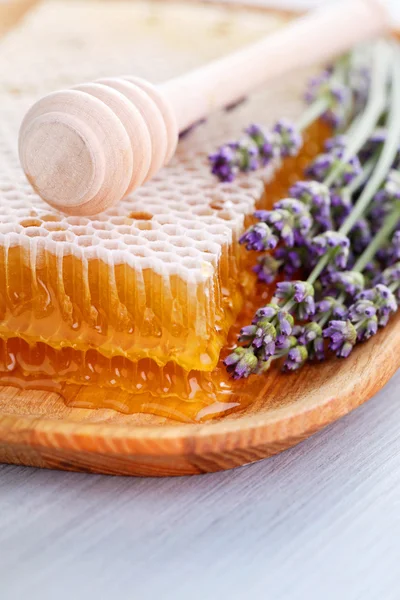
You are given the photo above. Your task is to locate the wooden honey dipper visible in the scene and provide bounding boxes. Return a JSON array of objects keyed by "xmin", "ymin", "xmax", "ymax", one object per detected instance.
[{"xmin": 19, "ymin": 0, "xmax": 391, "ymax": 216}]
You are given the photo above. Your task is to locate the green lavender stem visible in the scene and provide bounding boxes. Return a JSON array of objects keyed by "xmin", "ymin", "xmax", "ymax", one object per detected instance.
[
  {"xmin": 308, "ymin": 44, "xmax": 400, "ymax": 286},
  {"xmin": 324, "ymin": 42, "xmax": 390, "ymax": 188},
  {"xmin": 340, "ymin": 51, "xmax": 400, "ymax": 236},
  {"xmin": 306, "ymin": 160, "xmax": 376, "ymax": 285},
  {"xmin": 354, "ymin": 206, "xmax": 400, "ymax": 273},
  {"xmin": 297, "ymin": 97, "xmax": 330, "ymax": 132}
]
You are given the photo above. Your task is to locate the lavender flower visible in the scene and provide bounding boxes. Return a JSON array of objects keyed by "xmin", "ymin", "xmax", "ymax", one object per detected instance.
[
  {"xmin": 359, "ymin": 128, "xmax": 386, "ymax": 161},
  {"xmin": 329, "ymin": 270, "xmax": 365, "ymax": 296},
  {"xmin": 312, "ymin": 231, "xmax": 350, "ymax": 269},
  {"xmin": 379, "ymin": 262, "xmax": 400, "ymax": 299},
  {"xmin": 357, "ymin": 284, "xmax": 397, "ymax": 326},
  {"xmin": 239, "ymin": 222, "xmax": 278, "ymax": 251},
  {"xmin": 297, "ymin": 321, "xmax": 322, "ymax": 344},
  {"xmin": 350, "ymin": 218, "xmax": 372, "ymax": 253},
  {"xmin": 304, "ymin": 68, "xmax": 333, "ymax": 103},
  {"xmin": 369, "ymin": 188, "xmax": 392, "ymax": 232},
  {"xmin": 224, "ymin": 347, "xmax": 258, "ymax": 379},
  {"xmin": 289, "ymin": 180, "xmax": 332, "ymax": 229},
  {"xmin": 209, "ymin": 144, "xmax": 238, "ymax": 182},
  {"xmin": 272, "ymin": 119, "xmax": 302, "ymax": 157},
  {"xmin": 306, "ymin": 149, "xmax": 362, "ymax": 187},
  {"xmin": 282, "ymin": 345, "xmax": 309, "ymax": 372},
  {"xmin": 299, "ymin": 322, "xmax": 325, "ymax": 361},
  {"xmin": 255, "ymin": 199, "xmax": 312, "ymax": 247},
  {"xmin": 242, "ymin": 317, "xmax": 277, "ymax": 359},
  {"xmin": 305, "ymin": 70, "xmax": 350, "ymax": 127},
  {"xmin": 254, "ymin": 304, "xmax": 294, "ymax": 349},
  {"xmin": 235, "ymin": 305, "xmax": 295, "ymax": 364},
  {"xmin": 246, "ymin": 124, "xmax": 280, "ymax": 166},
  {"xmin": 273, "ymin": 247, "xmax": 304, "ymax": 278},
  {"xmin": 253, "ymin": 254, "xmax": 282, "ymax": 284},
  {"xmin": 315, "ymin": 295, "xmax": 347, "ymax": 319},
  {"xmin": 324, "ymin": 135, "xmax": 348, "ymax": 152},
  {"xmin": 274, "ymin": 280, "xmax": 315, "ymax": 319},
  {"xmin": 347, "ymin": 299, "xmax": 378, "ymax": 341},
  {"xmin": 323, "ymin": 320, "xmax": 357, "ymax": 357},
  {"xmin": 276, "ymin": 309, "xmax": 295, "ymax": 347}
]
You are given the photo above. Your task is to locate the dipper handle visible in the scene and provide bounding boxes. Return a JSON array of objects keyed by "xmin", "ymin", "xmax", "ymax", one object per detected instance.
[{"xmin": 19, "ymin": 0, "xmax": 389, "ymax": 216}]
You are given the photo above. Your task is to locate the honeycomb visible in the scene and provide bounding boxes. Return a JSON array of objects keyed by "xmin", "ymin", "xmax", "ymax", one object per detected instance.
[{"xmin": 0, "ymin": 1, "xmax": 328, "ymax": 417}]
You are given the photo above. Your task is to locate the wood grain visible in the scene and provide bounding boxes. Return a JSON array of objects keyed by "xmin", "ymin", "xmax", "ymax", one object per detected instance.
[
  {"xmin": 0, "ymin": 0, "xmax": 399, "ymax": 477},
  {"xmin": 2, "ymin": 372, "xmax": 400, "ymax": 599},
  {"xmin": 1, "ymin": 313, "xmax": 399, "ymax": 476}
]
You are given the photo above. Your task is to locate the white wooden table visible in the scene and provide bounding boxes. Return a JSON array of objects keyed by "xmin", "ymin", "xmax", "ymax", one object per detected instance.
[{"xmin": 1, "ymin": 369, "xmax": 400, "ymax": 600}]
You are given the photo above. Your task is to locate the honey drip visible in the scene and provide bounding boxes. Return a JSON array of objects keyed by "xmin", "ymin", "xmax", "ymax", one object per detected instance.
[{"xmin": 0, "ymin": 122, "xmax": 329, "ymax": 422}]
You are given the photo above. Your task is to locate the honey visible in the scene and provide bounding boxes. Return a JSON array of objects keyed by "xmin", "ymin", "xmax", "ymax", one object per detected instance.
[{"xmin": 0, "ymin": 121, "xmax": 330, "ymax": 421}]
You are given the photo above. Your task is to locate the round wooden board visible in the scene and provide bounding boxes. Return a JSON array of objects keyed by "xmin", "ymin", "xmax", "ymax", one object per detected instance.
[{"xmin": 0, "ymin": 314, "xmax": 399, "ymax": 476}]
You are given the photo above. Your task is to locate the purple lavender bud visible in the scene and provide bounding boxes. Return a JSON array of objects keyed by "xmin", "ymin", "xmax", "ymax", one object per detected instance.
[
  {"xmin": 304, "ymin": 69, "xmax": 332, "ymax": 104},
  {"xmin": 282, "ymin": 345, "xmax": 308, "ymax": 372},
  {"xmin": 253, "ymin": 303, "xmax": 294, "ymax": 350},
  {"xmin": 329, "ymin": 270, "xmax": 365, "ymax": 296},
  {"xmin": 305, "ymin": 69, "xmax": 350, "ymax": 128},
  {"xmin": 379, "ymin": 262, "xmax": 400, "ymax": 296},
  {"xmin": 232, "ymin": 139, "xmax": 259, "ymax": 172},
  {"xmin": 224, "ymin": 346, "xmax": 258, "ymax": 379},
  {"xmin": 306, "ymin": 149, "xmax": 361, "ymax": 188},
  {"xmin": 357, "ymin": 284, "xmax": 398, "ymax": 326},
  {"xmin": 272, "ymin": 118, "xmax": 302, "ymax": 157},
  {"xmin": 251, "ymin": 318, "xmax": 277, "ymax": 359},
  {"xmin": 274, "ymin": 280, "xmax": 315, "ymax": 319},
  {"xmin": 274, "ymin": 247, "xmax": 304, "ymax": 278},
  {"xmin": 296, "ymin": 322, "xmax": 325, "ymax": 361},
  {"xmin": 289, "ymin": 180, "xmax": 331, "ymax": 211},
  {"xmin": 259, "ymin": 199, "xmax": 313, "ymax": 248},
  {"xmin": 310, "ymin": 336, "xmax": 326, "ymax": 361},
  {"xmin": 363, "ymin": 260, "xmax": 381, "ymax": 282},
  {"xmin": 298, "ymin": 321, "xmax": 322, "ymax": 344},
  {"xmin": 324, "ymin": 82, "xmax": 351, "ymax": 127},
  {"xmin": 347, "ymin": 299, "xmax": 378, "ymax": 342},
  {"xmin": 324, "ymin": 135, "xmax": 348, "ymax": 152},
  {"xmin": 274, "ymin": 310, "xmax": 295, "ymax": 348},
  {"xmin": 369, "ymin": 188, "xmax": 392, "ymax": 232},
  {"xmin": 348, "ymin": 299, "xmax": 377, "ymax": 320},
  {"xmin": 209, "ymin": 144, "xmax": 238, "ymax": 182},
  {"xmin": 384, "ymin": 169, "xmax": 400, "ymax": 200},
  {"xmin": 335, "ymin": 150, "xmax": 362, "ymax": 186},
  {"xmin": 359, "ymin": 128, "xmax": 386, "ymax": 161},
  {"xmin": 330, "ymin": 188, "xmax": 352, "ymax": 227},
  {"xmin": 391, "ymin": 231, "xmax": 400, "ymax": 263},
  {"xmin": 323, "ymin": 320, "xmax": 357, "ymax": 358},
  {"xmin": 255, "ymin": 304, "xmax": 279, "ymax": 320},
  {"xmin": 246, "ymin": 124, "xmax": 280, "ymax": 166},
  {"xmin": 238, "ymin": 325, "xmax": 258, "ymax": 344},
  {"xmin": 312, "ymin": 231, "xmax": 350, "ymax": 269},
  {"xmin": 253, "ymin": 254, "xmax": 282, "ymax": 284},
  {"xmin": 239, "ymin": 222, "xmax": 278, "ymax": 252},
  {"xmin": 316, "ymin": 296, "xmax": 347, "ymax": 319},
  {"xmin": 350, "ymin": 218, "xmax": 372, "ymax": 254},
  {"xmin": 357, "ymin": 317, "xmax": 378, "ymax": 341},
  {"xmin": 277, "ymin": 310, "xmax": 294, "ymax": 337},
  {"xmin": 305, "ymin": 153, "xmax": 334, "ymax": 182},
  {"xmin": 276, "ymin": 335, "xmax": 297, "ymax": 351}
]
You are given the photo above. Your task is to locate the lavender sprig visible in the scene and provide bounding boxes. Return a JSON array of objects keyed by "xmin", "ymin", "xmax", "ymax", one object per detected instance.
[{"xmin": 224, "ymin": 43, "xmax": 400, "ymax": 380}]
